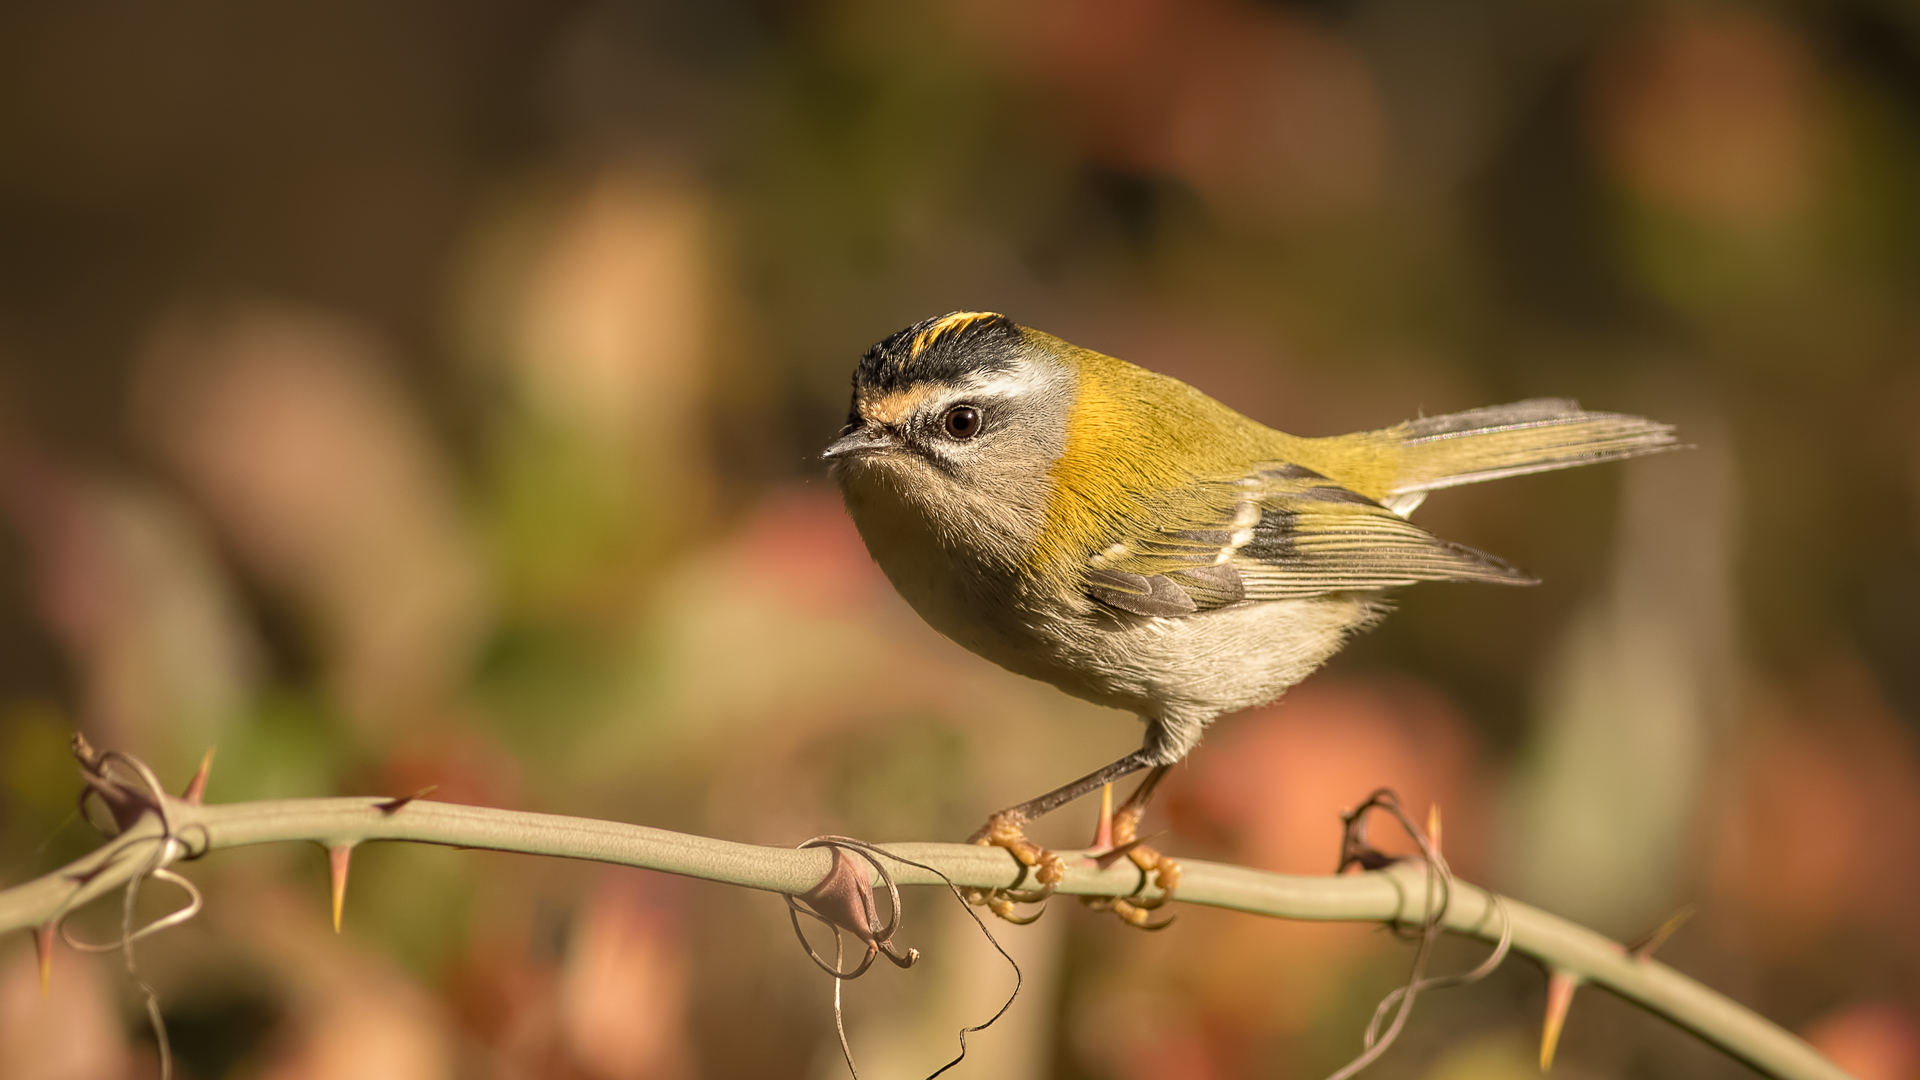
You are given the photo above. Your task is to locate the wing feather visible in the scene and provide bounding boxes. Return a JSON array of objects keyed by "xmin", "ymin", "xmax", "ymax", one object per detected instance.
[{"xmin": 1079, "ymin": 465, "xmax": 1532, "ymax": 616}]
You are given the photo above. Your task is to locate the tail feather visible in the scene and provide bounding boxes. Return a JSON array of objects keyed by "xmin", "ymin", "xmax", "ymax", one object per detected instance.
[{"xmin": 1383, "ymin": 399, "xmax": 1677, "ymax": 511}]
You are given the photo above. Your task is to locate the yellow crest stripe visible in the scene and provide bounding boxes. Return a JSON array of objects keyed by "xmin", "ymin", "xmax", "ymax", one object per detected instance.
[{"xmin": 910, "ymin": 311, "xmax": 999, "ymax": 357}]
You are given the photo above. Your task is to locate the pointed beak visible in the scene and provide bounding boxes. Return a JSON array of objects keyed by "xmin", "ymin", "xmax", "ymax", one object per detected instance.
[{"xmin": 822, "ymin": 425, "xmax": 896, "ymax": 461}]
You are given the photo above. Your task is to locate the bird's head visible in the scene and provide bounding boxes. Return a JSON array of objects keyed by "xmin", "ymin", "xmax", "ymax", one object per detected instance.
[{"xmin": 824, "ymin": 313, "xmax": 1077, "ymax": 552}]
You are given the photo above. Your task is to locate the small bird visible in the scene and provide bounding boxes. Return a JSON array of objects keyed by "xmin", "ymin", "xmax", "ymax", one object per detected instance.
[{"xmin": 825, "ymin": 311, "xmax": 1674, "ymax": 923}]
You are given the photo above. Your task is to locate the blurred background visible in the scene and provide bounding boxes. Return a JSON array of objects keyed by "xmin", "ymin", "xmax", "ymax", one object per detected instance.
[{"xmin": 0, "ymin": 1, "xmax": 1917, "ymax": 1077}]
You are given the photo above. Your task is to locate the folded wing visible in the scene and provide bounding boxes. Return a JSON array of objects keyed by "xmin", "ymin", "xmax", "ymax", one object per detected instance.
[{"xmin": 1082, "ymin": 465, "xmax": 1532, "ymax": 618}]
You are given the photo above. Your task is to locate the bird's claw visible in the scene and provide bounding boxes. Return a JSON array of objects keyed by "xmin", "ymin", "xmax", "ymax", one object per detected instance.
[
  {"xmin": 968, "ymin": 812, "xmax": 1067, "ymax": 923},
  {"xmin": 1002, "ymin": 879, "xmax": 1057, "ymax": 905},
  {"xmin": 967, "ymin": 886, "xmax": 1048, "ymax": 923},
  {"xmin": 1081, "ymin": 893, "xmax": 1177, "ymax": 930},
  {"xmin": 1079, "ymin": 784, "xmax": 1182, "ymax": 929}
]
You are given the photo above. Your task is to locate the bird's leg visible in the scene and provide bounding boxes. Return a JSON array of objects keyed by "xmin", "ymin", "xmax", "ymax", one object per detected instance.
[
  {"xmin": 1083, "ymin": 765, "xmax": 1182, "ymax": 929},
  {"xmin": 1113, "ymin": 765, "xmax": 1180, "ymax": 894},
  {"xmin": 966, "ymin": 749, "xmax": 1154, "ymax": 921}
]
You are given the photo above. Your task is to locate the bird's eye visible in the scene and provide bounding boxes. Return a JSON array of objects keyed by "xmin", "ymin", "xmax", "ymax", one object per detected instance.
[{"xmin": 943, "ymin": 404, "xmax": 982, "ymax": 440}]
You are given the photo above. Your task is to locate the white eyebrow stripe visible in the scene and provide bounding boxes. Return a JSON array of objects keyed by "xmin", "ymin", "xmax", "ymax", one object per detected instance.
[{"xmin": 957, "ymin": 367, "xmax": 1049, "ymax": 399}]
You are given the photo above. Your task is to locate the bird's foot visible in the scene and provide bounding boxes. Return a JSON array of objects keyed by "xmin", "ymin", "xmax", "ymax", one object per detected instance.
[
  {"xmin": 965, "ymin": 810, "xmax": 1066, "ymax": 923},
  {"xmin": 1081, "ymin": 783, "xmax": 1180, "ymax": 930}
]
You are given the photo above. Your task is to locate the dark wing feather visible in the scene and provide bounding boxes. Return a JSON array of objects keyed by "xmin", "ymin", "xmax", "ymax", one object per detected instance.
[
  {"xmin": 1080, "ymin": 465, "xmax": 1532, "ymax": 616},
  {"xmin": 1085, "ymin": 568, "xmax": 1199, "ymax": 616}
]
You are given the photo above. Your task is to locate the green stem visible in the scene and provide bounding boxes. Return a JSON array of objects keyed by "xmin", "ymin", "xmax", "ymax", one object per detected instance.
[{"xmin": 0, "ymin": 795, "xmax": 1849, "ymax": 1080}]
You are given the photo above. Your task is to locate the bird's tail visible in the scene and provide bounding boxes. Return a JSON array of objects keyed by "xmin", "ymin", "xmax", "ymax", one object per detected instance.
[{"xmin": 1376, "ymin": 399, "xmax": 1677, "ymax": 515}]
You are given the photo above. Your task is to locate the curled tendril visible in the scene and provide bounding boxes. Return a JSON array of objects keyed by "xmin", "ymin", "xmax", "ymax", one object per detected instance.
[
  {"xmin": 59, "ymin": 865, "xmax": 203, "ymax": 953},
  {"xmin": 786, "ymin": 841, "xmax": 914, "ymax": 982},
  {"xmin": 1324, "ymin": 789, "xmax": 1514, "ymax": 1080},
  {"xmin": 56, "ymin": 739, "xmax": 209, "ymax": 1080},
  {"xmin": 786, "ymin": 836, "xmax": 1023, "ymax": 1080}
]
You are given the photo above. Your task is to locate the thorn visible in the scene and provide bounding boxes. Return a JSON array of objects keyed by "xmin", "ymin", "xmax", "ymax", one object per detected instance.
[
  {"xmin": 328, "ymin": 843, "xmax": 354, "ymax": 933},
  {"xmin": 35, "ymin": 922, "xmax": 54, "ymax": 998},
  {"xmin": 1092, "ymin": 783, "xmax": 1114, "ymax": 851},
  {"xmin": 1092, "ymin": 835, "xmax": 1154, "ymax": 870},
  {"xmin": 1427, "ymin": 803, "xmax": 1442, "ymax": 858},
  {"xmin": 1628, "ymin": 905, "xmax": 1695, "ymax": 961},
  {"xmin": 376, "ymin": 785, "xmax": 437, "ymax": 815},
  {"xmin": 181, "ymin": 747, "xmax": 216, "ymax": 804},
  {"xmin": 1541, "ymin": 968, "xmax": 1581, "ymax": 1071}
]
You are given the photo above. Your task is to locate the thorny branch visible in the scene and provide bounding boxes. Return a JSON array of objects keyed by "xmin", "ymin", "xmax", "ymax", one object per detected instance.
[{"xmin": 0, "ymin": 741, "xmax": 1855, "ymax": 1080}]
